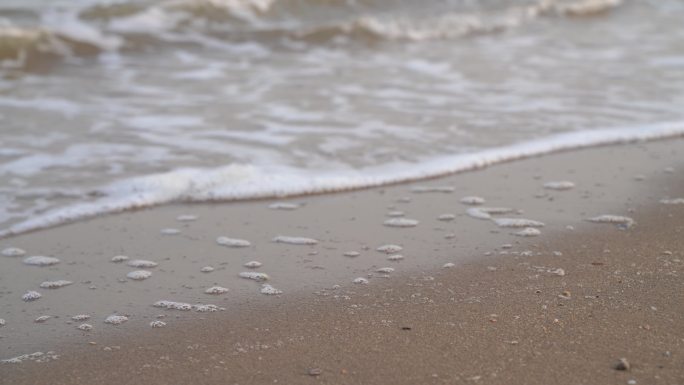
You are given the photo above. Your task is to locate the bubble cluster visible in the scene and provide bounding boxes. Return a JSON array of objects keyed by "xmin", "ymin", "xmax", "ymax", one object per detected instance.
[
  {"xmin": 22, "ymin": 291, "xmax": 42, "ymax": 302},
  {"xmin": 494, "ymin": 218, "xmax": 545, "ymax": 228},
  {"xmin": 39, "ymin": 280, "xmax": 73, "ymax": 289},
  {"xmin": 376, "ymin": 244, "xmax": 403, "ymax": 254},
  {"xmin": 160, "ymin": 228, "xmax": 181, "ymax": 235},
  {"xmin": 111, "ymin": 255, "xmax": 129, "ymax": 263},
  {"xmin": 272, "ymin": 235, "xmax": 318, "ymax": 245},
  {"xmin": 239, "ymin": 272, "xmax": 269, "ymax": 281},
  {"xmin": 260, "ymin": 284, "xmax": 283, "ymax": 295},
  {"xmin": 460, "ymin": 196, "xmax": 485, "ymax": 205},
  {"xmin": 77, "ymin": 323, "xmax": 93, "ymax": 331},
  {"xmin": 104, "ymin": 314, "xmax": 128, "ymax": 325},
  {"xmin": 150, "ymin": 320, "xmax": 166, "ymax": 328},
  {"xmin": 71, "ymin": 314, "xmax": 91, "ymax": 321},
  {"xmin": 216, "ymin": 237, "xmax": 251, "ymax": 247},
  {"xmin": 127, "ymin": 259, "xmax": 158, "ymax": 268},
  {"xmin": 514, "ymin": 227, "xmax": 542, "ymax": 237},
  {"xmin": 127, "ymin": 270, "xmax": 152, "ymax": 280},
  {"xmin": 353, "ymin": 277, "xmax": 369, "ymax": 284},
  {"xmin": 243, "ymin": 261, "xmax": 262, "ymax": 268},
  {"xmin": 543, "ymin": 181, "xmax": 575, "ymax": 190},
  {"xmin": 23, "ymin": 256, "xmax": 60, "ymax": 266},
  {"xmin": 384, "ymin": 218, "xmax": 419, "ymax": 227},
  {"xmin": 344, "ymin": 251, "xmax": 360, "ymax": 257},
  {"xmin": 204, "ymin": 286, "xmax": 229, "ymax": 295},
  {"xmin": 200, "ymin": 266, "xmax": 215, "ymax": 273},
  {"xmin": 176, "ymin": 215, "xmax": 198, "ymax": 222},
  {"xmin": 268, "ymin": 202, "xmax": 300, "ymax": 210},
  {"xmin": 34, "ymin": 315, "xmax": 51, "ymax": 323}
]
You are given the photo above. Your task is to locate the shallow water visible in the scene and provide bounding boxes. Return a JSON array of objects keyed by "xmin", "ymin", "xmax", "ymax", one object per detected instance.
[{"xmin": 1, "ymin": 0, "xmax": 683, "ymax": 235}]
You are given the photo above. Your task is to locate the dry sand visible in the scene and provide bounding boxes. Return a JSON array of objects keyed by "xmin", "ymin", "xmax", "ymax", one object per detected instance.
[{"xmin": 1, "ymin": 139, "xmax": 683, "ymax": 384}]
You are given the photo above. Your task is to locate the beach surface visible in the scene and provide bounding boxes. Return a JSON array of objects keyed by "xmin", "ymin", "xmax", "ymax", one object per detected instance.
[{"xmin": 1, "ymin": 139, "xmax": 683, "ymax": 384}]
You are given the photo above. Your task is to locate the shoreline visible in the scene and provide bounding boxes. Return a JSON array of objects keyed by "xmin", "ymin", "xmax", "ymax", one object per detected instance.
[{"xmin": 1, "ymin": 139, "xmax": 683, "ymax": 384}]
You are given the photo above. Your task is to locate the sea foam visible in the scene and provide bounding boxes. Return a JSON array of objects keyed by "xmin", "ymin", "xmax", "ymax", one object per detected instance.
[{"xmin": 1, "ymin": 122, "xmax": 684, "ymax": 238}]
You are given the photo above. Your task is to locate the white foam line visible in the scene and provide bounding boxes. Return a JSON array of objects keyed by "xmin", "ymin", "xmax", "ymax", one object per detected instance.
[{"xmin": 2, "ymin": 121, "xmax": 683, "ymax": 238}]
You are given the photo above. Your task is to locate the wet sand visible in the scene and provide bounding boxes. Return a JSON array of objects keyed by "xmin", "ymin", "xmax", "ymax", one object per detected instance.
[{"xmin": 1, "ymin": 139, "xmax": 683, "ymax": 384}]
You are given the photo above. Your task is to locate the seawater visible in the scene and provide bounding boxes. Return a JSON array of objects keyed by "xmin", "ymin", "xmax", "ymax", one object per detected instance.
[{"xmin": 1, "ymin": 0, "xmax": 684, "ymax": 236}]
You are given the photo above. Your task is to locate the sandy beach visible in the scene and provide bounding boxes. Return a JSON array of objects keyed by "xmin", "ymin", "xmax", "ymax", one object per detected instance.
[{"xmin": 1, "ymin": 138, "xmax": 683, "ymax": 384}]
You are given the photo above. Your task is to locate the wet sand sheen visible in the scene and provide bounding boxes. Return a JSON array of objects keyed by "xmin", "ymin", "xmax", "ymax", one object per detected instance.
[{"xmin": 0, "ymin": 139, "xmax": 683, "ymax": 384}]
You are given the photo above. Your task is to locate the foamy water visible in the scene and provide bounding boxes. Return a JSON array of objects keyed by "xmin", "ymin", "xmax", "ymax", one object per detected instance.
[{"xmin": 1, "ymin": 0, "xmax": 684, "ymax": 236}]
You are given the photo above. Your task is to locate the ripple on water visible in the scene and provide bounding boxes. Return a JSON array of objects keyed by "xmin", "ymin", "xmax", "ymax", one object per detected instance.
[
  {"xmin": 177, "ymin": 215, "xmax": 198, "ymax": 222},
  {"xmin": 386, "ymin": 211, "xmax": 405, "ymax": 217},
  {"xmin": 411, "ymin": 186, "xmax": 454, "ymax": 193},
  {"xmin": 437, "ymin": 214, "xmax": 456, "ymax": 221},
  {"xmin": 384, "ymin": 218, "xmax": 419, "ymax": 227},
  {"xmin": 272, "ymin": 236, "xmax": 318, "ymax": 245},
  {"xmin": 39, "ymin": 280, "xmax": 73, "ymax": 289},
  {"xmin": 127, "ymin": 270, "xmax": 152, "ymax": 280},
  {"xmin": 543, "ymin": 181, "xmax": 575, "ymax": 190},
  {"xmin": 268, "ymin": 202, "xmax": 300, "ymax": 210},
  {"xmin": 160, "ymin": 228, "xmax": 181, "ymax": 235},
  {"xmin": 216, "ymin": 237, "xmax": 251, "ymax": 247},
  {"xmin": 2, "ymin": 247, "xmax": 26, "ymax": 257},
  {"xmin": 660, "ymin": 198, "xmax": 684, "ymax": 205},
  {"xmin": 23, "ymin": 256, "xmax": 60, "ymax": 266}
]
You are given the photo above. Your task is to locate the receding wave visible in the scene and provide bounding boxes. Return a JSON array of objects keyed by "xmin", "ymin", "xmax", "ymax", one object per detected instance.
[
  {"xmin": 0, "ymin": 0, "xmax": 623, "ymax": 72},
  {"xmin": 0, "ymin": 120, "xmax": 681, "ymax": 239}
]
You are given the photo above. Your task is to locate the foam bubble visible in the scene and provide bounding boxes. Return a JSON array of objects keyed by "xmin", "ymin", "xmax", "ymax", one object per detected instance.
[
  {"xmin": 204, "ymin": 286, "xmax": 229, "ymax": 295},
  {"xmin": 0, "ymin": 318, "xmax": 5, "ymax": 327},
  {"xmin": 34, "ymin": 315, "xmax": 51, "ymax": 323},
  {"xmin": 460, "ymin": 196, "xmax": 485, "ymax": 205},
  {"xmin": 660, "ymin": 198, "xmax": 684, "ymax": 205},
  {"xmin": 111, "ymin": 255, "xmax": 129, "ymax": 263},
  {"xmin": 176, "ymin": 215, "xmax": 198, "ymax": 221},
  {"xmin": 194, "ymin": 304, "xmax": 220, "ymax": 312},
  {"xmin": 160, "ymin": 228, "xmax": 181, "ymax": 235},
  {"xmin": 76, "ymin": 323, "xmax": 92, "ymax": 331},
  {"xmin": 386, "ymin": 211, "xmax": 405, "ymax": 217},
  {"xmin": 587, "ymin": 215, "xmax": 635, "ymax": 228},
  {"xmin": 343, "ymin": 251, "xmax": 360, "ymax": 257},
  {"xmin": 243, "ymin": 261, "xmax": 262, "ymax": 268},
  {"xmin": 104, "ymin": 314, "xmax": 128, "ymax": 325},
  {"xmin": 384, "ymin": 218, "xmax": 419, "ymax": 227},
  {"xmin": 443, "ymin": 262, "xmax": 455, "ymax": 268},
  {"xmin": 549, "ymin": 268, "xmax": 566, "ymax": 276},
  {"xmin": 269, "ymin": 202, "xmax": 300, "ymax": 210},
  {"xmin": 127, "ymin": 259, "xmax": 158, "ymax": 268},
  {"xmin": 272, "ymin": 236, "xmax": 318, "ymax": 245},
  {"xmin": 494, "ymin": 218, "xmax": 545, "ymax": 228},
  {"xmin": 22, "ymin": 290, "xmax": 42, "ymax": 302},
  {"xmin": 376, "ymin": 244, "xmax": 403, "ymax": 254},
  {"xmin": 71, "ymin": 314, "xmax": 91, "ymax": 321},
  {"xmin": 466, "ymin": 207, "xmax": 514, "ymax": 220},
  {"xmin": 200, "ymin": 266, "xmax": 215, "ymax": 273},
  {"xmin": 543, "ymin": 181, "xmax": 575, "ymax": 190},
  {"xmin": 437, "ymin": 214, "xmax": 456, "ymax": 221},
  {"xmin": 127, "ymin": 270, "xmax": 152, "ymax": 280},
  {"xmin": 153, "ymin": 300, "xmax": 192, "ymax": 311},
  {"xmin": 1, "ymin": 351, "xmax": 59, "ymax": 364},
  {"xmin": 353, "ymin": 277, "xmax": 369, "ymax": 284},
  {"xmin": 150, "ymin": 320, "xmax": 166, "ymax": 328},
  {"xmin": 23, "ymin": 256, "xmax": 60, "ymax": 266},
  {"xmin": 216, "ymin": 236, "xmax": 251, "ymax": 247},
  {"xmin": 39, "ymin": 280, "xmax": 73, "ymax": 289},
  {"xmin": 239, "ymin": 271, "xmax": 269, "ymax": 281},
  {"xmin": 514, "ymin": 227, "xmax": 541, "ymax": 237},
  {"xmin": 2, "ymin": 247, "xmax": 26, "ymax": 257},
  {"xmin": 387, "ymin": 254, "xmax": 405, "ymax": 261},
  {"xmin": 376, "ymin": 267, "xmax": 394, "ymax": 274},
  {"xmin": 411, "ymin": 186, "xmax": 454, "ymax": 193},
  {"xmin": 260, "ymin": 284, "xmax": 283, "ymax": 295}
]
